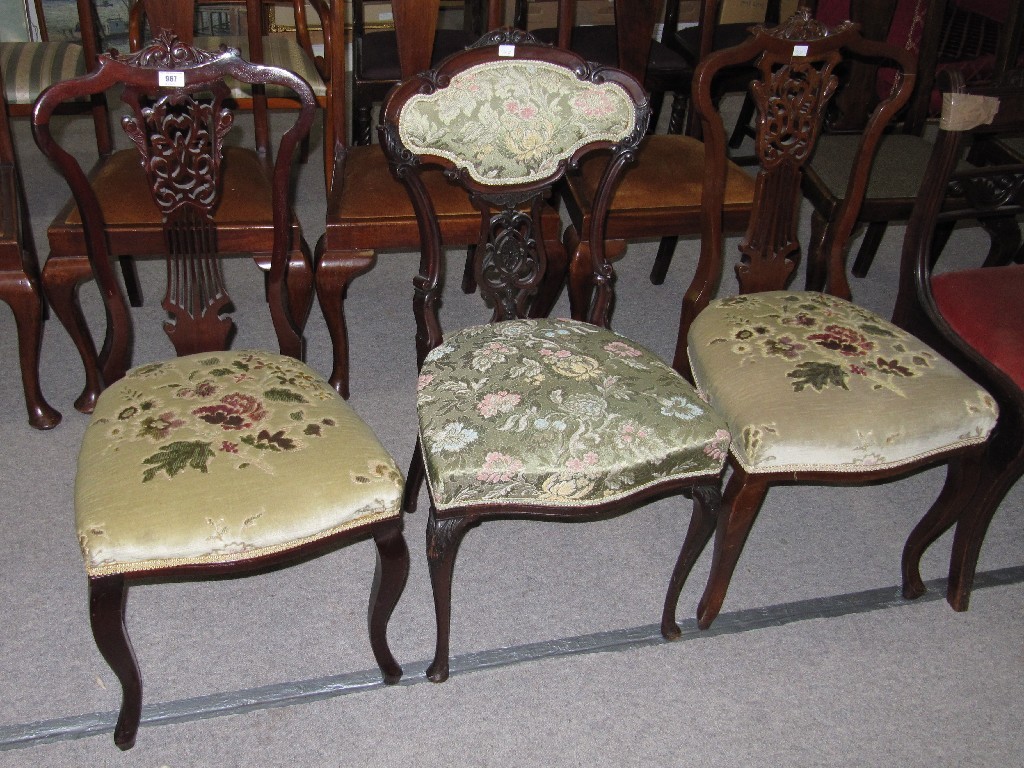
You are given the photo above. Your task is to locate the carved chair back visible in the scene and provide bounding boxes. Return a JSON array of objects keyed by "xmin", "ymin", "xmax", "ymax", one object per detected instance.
[
  {"xmin": 680, "ymin": 8, "xmax": 916, "ymax": 334},
  {"xmin": 378, "ymin": 30, "xmax": 650, "ymax": 365},
  {"xmin": 32, "ymin": 32, "xmax": 317, "ymax": 380}
]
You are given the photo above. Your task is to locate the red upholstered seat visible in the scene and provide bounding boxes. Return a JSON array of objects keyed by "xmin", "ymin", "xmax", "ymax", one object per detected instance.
[{"xmin": 932, "ymin": 263, "xmax": 1024, "ymax": 390}]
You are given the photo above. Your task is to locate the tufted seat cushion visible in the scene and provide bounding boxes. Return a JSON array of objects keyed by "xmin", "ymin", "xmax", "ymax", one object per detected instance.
[
  {"xmin": 195, "ymin": 34, "xmax": 326, "ymax": 99},
  {"xmin": 0, "ymin": 41, "xmax": 86, "ymax": 104},
  {"xmin": 417, "ymin": 318, "xmax": 730, "ymax": 510},
  {"xmin": 76, "ymin": 351, "xmax": 403, "ymax": 576},
  {"xmin": 688, "ymin": 292, "xmax": 998, "ymax": 474}
]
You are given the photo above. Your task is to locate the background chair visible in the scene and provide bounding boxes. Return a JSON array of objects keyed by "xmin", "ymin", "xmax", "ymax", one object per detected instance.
[
  {"xmin": 0, "ymin": 57, "xmax": 60, "ymax": 430},
  {"xmin": 38, "ymin": 0, "xmax": 316, "ymax": 415},
  {"xmin": 892, "ymin": 68, "xmax": 1024, "ymax": 614},
  {"xmin": 660, "ymin": 13, "xmax": 998, "ymax": 634},
  {"xmin": 514, "ymin": 0, "xmax": 694, "ymax": 134},
  {"xmin": 351, "ymin": 0, "xmax": 486, "ymax": 145},
  {"xmin": 33, "ymin": 26, "xmax": 409, "ymax": 750},
  {"xmin": 663, "ymin": 0, "xmax": 784, "ymax": 140},
  {"xmin": 801, "ymin": 0, "xmax": 1024, "ymax": 290},
  {"xmin": 316, "ymin": 0, "xmax": 568, "ymax": 397},
  {"xmin": 0, "ymin": 0, "xmax": 110, "ymax": 155},
  {"xmin": 381, "ymin": 28, "xmax": 731, "ymax": 683},
  {"xmin": 128, "ymin": 0, "xmax": 329, "ymax": 163}
]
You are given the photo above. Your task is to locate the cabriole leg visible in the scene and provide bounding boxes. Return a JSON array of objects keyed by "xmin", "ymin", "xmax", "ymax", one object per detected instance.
[
  {"xmin": 369, "ymin": 522, "xmax": 410, "ymax": 684},
  {"xmin": 89, "ymin": 574, "xmax": 141, "ymax": 750}
]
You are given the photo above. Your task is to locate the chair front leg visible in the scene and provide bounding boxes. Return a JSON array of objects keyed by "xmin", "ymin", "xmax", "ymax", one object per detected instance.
[
  {"xmin": 369, "ymin": 521, "xmax": 410, "ymax": 684},
  {"xmin": 89, "ymin": 574, "xmax": 141, "ymax": 751},
  {"xmin": 662, "ymin": 481, "xmax": 721, "ymax": 639},
  {"xmin": 314, "ymin": 239, "xmax": 377, "ymax": 397},
  {"xmin": 947, "ymin": 431, "xmax": 1024, "ymax": 611},
  {"xmin": 425, "ymin": 507, "xmax": 475, "ymax": 683},
  {"xmin": 3, "ymin": 284, "xmax": 61, "ymax": 429},
  {"xmin": 902, "ymin": 448, "xmax": 984, "ymax": 600},
  {"xmin": 42, "ymin": 256, "xmax": 102, "ymax": 413},
  {"xmin": 696, "ymin": 468, "xmax": 769, "ymax": 630}
]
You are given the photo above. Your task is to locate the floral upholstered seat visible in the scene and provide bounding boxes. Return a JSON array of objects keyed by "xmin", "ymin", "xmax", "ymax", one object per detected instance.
[
  {"xmin": 688, "ymin": 292, "xmax": 998, "ymax": 475},
  {"xmin": 77, "ymin": 351, "xmax": 403, "ymax": 576},
  {"xmin": 418, "ymin": 318, "xmax": 730, "ymax": 510},
  {"xmin": 381, "ymin": 31, "xmax": 727, "ymax": 682}
]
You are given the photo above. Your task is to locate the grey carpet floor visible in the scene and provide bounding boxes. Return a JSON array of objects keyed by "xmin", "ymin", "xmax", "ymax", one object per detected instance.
[{"xmin": 0, "ymin": 103, "xmax": 1021, "ymax": 766}]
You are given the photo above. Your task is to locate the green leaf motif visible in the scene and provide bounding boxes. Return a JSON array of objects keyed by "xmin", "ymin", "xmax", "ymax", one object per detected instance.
[
  {"xmin": 209, "ymin": 368, "xmax": 235, "ymax": 377},
  {"xmin": 142, "ymin": 440, "xmax": 215, "ymax": 482},
  {"xmin": 265, "ymin": 387, "xmax": 307, "ymax": 403},
  {"xmin": 787, "ymin": 361, "xmax": 849, "ymax": 392},
  {"xmin": 859, "ymin": 323, "xmax": 896, "ymax": 338}
]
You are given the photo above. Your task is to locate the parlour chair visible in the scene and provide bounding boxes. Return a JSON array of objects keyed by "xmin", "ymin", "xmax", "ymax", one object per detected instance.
[
  {"xmin": 660, "ymin": 17, "xmax": 999, "ymax": 634},
  {"xmin": 37, "ymin": 0, "xmax": 316, "ymax": 415},
  {"xmin": 0, "ymin": 58, "xmax": 60, "ymax": 429},
  {"xmin": 382, "ymin": 29, "xmax": 731, "ymax": 683},
  {"xmin": 515, "ymin": 0, "xmax": 694, "ymax": 134},
  {"xmin": 801, "ymin": 0, "xmax": 1024, "ymax": 290},
  {"xmin": 892, "ymin": 69, "xmax": 1024, "ymax": 612},
  {"xmin": 34, "ymin": 31, "xmax": 409, "ymax": 750},
  {"xmin": 317, "ymin": 0, "xmax": 568, "ymax": 397},
  {"xmin": 0, "ymin": 0, "xmax": 110, "ymax": 155},
  {"xmin": 128, "ymin": 0, "xmax": 329, "ymax": 164},
  {"xmin": 351, "ymin": 0, "xmax": 486, "ymax": 145}
]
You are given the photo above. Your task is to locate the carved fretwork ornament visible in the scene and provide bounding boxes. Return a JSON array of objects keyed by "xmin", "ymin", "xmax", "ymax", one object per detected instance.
[
  {"xmin": 736, "ymin": 47, "xmax": 841, "ymax": 292},
  {"xmin": 117, "ymin": 32, "xmax": 238, "ymax": 355},
  {"xmin": 475, "ymin": 202, "xmax": 545, "ymax": 322},
  {"xmin": 950, "ymin": 170, "xmax": 1024, "ymax": 212}
]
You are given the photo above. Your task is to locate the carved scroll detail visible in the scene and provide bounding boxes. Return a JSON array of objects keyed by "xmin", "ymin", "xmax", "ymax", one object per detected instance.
[
  {"xmin": 951, "ymin": 171, "xmax": 1024, "ymax": 212},
  {"xmin": 116, "ymin": 30, "xmax": 227, "ymax": 69}
]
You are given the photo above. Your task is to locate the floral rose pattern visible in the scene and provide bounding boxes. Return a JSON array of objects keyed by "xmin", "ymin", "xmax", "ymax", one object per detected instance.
[
  {"xmin": 418, "ymin": 318, "xmax": 730, "ymax": 509},
  {"xmin": 398, "ymin": 60, "xmax": 637, "ymax": 186},
  {"xmin": 688, "ymin": 291, "xmax": 998, "ymax": 473},
  {"xmin": 93, "ymin": 351, "xmax": 340, "ymax": 481}
]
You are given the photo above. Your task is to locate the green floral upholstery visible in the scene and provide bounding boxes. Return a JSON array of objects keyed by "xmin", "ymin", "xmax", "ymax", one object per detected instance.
[
  {"xmin": 0, "ymin": 41, "xmax": 85, "ymax": 104},
  {"xmin": 418, "ymin": 318, "xmax": 730, "ymax": 510},
  {"xmin": 398, "ymin": 60, "xmax": 637, "ymax": 186},
  {"xmin": 688, "ymin": 292, "xmax": 998, "ymax": 474},
  {"xmin": 195, "ymin": 35, "xmax": 326, "ymax": 99},
  {"xmin": 76, "ymin": 351, "xmax": 402, "ymax": 576}
]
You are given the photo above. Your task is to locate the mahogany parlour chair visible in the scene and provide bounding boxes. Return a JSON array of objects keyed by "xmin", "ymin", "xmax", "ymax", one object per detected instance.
[
  {"xmin": 801, "ymin": 0, "xmax": 1024, "ymax": 290},
  {"xmin": 351, "ymin": 0, "xmax": 486, "ymax": 145},
  {"xmin": 316, "ymin": 0, "xmax": 567, "ymax": 397},
  {"xmin": 382, "ymin": 29, "xmax": 731, "ymax": 683},
  {"xmin": 128, "ymin": 0, "xmax": 329, "ymax": 162},
  {"xmin": 0, "ymin": 58, "xmax": 61, "ymax": 429},
  {"xmin": 37, "ymin": 0, "xmax": 316, "ymax": 415},
  {"xmin": 892, "ymin": 69, "xmax": 1024, "ymax": 612},
  {"xmin": 660, "ymin": 17, "xmax": 999, "ymax": 634},
  {"xmin": 516, "ymin": 0, "xmax": 694, "ymax": 134},
  {"xmin": 34, "ymin": 32, "xmax": 408, "ymax": 750},
  {"xmin": 0, "ymin": 0, "xmax": 110, "ymax": 155}
]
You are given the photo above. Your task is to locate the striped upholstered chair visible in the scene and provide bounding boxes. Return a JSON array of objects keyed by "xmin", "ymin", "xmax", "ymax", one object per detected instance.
[{"xmin": 0, "ymin": 0, "xmax": 110, "ymax": 154}]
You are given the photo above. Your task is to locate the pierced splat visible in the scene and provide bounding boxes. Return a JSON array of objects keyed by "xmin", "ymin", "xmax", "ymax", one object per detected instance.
[
  {"xmin": 119, "ymin": 32, "xmax": 236, "ymax": 354},
  {"xmin": 735, "ymin": 13, "xmax": 845, "ymax": 293},
  {"xmin": 473, "ymin": 195, "xmax": 548, "ymax": 322}
]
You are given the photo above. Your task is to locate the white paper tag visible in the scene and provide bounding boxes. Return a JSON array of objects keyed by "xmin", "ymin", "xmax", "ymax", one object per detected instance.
[
  {"xmin": 792, "ymin": 45, "xmax": 809, "ymax": 57},
  {"xmin": 159, "ymin": 71, "xmax": 185, "ymax": 87},
  {"xmin": 498, "ymin": 44, "xmax": 516, "ymax": 57}
]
